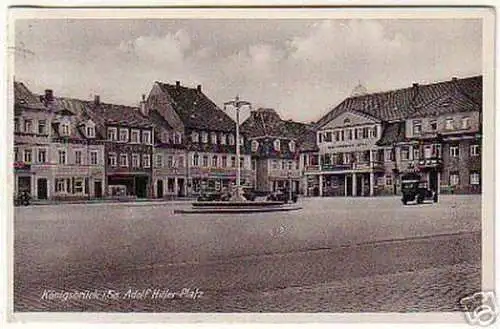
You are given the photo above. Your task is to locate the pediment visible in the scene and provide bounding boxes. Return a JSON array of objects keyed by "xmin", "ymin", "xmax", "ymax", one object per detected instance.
[{"xmin": 321, "ymin": 111, "xmax": 379, "ymax": 130}]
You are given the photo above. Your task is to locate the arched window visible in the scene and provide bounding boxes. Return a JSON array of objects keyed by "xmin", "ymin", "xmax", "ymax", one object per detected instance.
[{"xmin": 191, "ymin": 131, "xmax": 199, "ymax": 143}]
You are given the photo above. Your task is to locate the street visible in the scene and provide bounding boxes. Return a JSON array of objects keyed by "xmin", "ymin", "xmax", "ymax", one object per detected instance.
[{"xmin": 13, "ymin": 195, "xmax": 481, "ymax": 312}]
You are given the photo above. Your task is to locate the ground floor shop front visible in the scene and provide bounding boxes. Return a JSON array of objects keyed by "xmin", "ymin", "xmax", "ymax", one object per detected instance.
[
  {"xmin": 304, "ymin": 171, "xmax": 388, "ymax": 197},
  {"xmin": 107, "ymin": 174, "xmax": 152, "ymax": 198}
]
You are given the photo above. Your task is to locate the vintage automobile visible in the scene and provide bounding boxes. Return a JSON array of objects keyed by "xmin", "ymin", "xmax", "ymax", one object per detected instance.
[
  {"xmin": 266, "ymin": 189, "xmax": 298, "ymax": 203},
  {"xmin": 14, "ymin": 190, "xmax": 31, "ymax": 206},
  {"xmin": 400, "ymin": 173, "xmax": 438, "ymax": 205}
]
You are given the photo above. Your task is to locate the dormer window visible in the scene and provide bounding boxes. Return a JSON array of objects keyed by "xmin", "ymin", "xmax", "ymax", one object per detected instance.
[
  {"xmin": 228, "ymin": 134, "xmax": 235, "ymax": 145},
  {"xmin": 251, "ymin": 140, "xmax": 259, "ymax": 152},
  {"xmin": 119, "ymin": 128, "xmax": 129, "ymax": 142},
  {"xmin": 131, "ymin": 129, "xmax": 140, "ymax": 143},
  {"xmin": 461, "ymin": 117, "xmax": 470, "ymax": 130},
  {"xmin": 107, "ymin": 127, "xmax": 117, "ymax": 141},
  {"xmin": 239, "ymin": 136, "xmax": 244, "ymax": 146},
  {"xmin": 445, "ymin": 118, "xmax": 454, "ymax": 130},
  {"xmin": 274, "ymin": 139, "xmax": 281, "ymax": 151},
  {"xmin": 142, "ymin": 130, "xmax": 152, "ymax": 145},
  {"xmin": 343, "ymin": 118, "xmax": 351, "ymax": 125},
  {"xmin": 289, "ymin": 141, "xmax": 296, "ymax": 152},
  {"xmin": 211, "ymin": 132, "xmax": 218, "ymax": 144},
  {"xmin": 86, "ymin": 126, "xmax": 95, "ymax": 138},
  {"xmin": 191, "ymin": 131, "xmax": 199, "ymax": 143},
  {"xmin": 174, "ymin": 132, "xmax": 181, "ymax": 144},
  {"xmin": 201, "ymin": 131, "xmax": 208, "ymax": 143},
  {"xmin": 60, "ymin": 123, "xmax": 70, "ymax": 136}
]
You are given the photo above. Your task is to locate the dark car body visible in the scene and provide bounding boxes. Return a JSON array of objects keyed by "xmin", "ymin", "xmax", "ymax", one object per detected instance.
[
  {"xmin": 401, "ymin": 173, "xmax": 438, "ymax": 205},
  {"xmin": 266, "ymin": 189, "xmax": 298, "ymax": 203},
  {"xmin": 14, "ymin": 190, "xmax": 31, "ymax": 206}
]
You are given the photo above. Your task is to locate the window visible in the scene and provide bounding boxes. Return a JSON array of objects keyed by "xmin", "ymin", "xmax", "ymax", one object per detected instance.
[
  {"xmin": 167, "ymin": 156, "xmax": 173, "ymax": 168},
  {"xmin": 155, "ymin": 154, "xmax": 163, "ymax": 167},
  {"xmin": 58, "ymin": 150, "xmax": 67, "ymax": 164},
  {"xmin": 211, "ymin": 132, "xmax": 217, "ymax": 144},
  {"xmin": 14, "ymin": 147, "xmax": 19, "ymax": 162},
  {"xmin": 174, "ymin": 132, "xmax": 181, "ymax": 144},
  {"xmin": 413, "ymin": 147, "xmax": 420, "ymax": 160},
  {"xmin": 231, "ymin": 156, "xmax": 236, "ymax": 168},
  {"xmin": 433, "ymin": 144, "xmax": 442, "ymax": 158},
  {"xmin": 239, "ymin": 136, "xmax": 244, "ymax": 147},
  {"xmin": 412, "ymin": 120, "xmax": 422, "ymax": 135},
  {"xmin": 449, "ymin": 145, "xmax": 460, "ymax": 158},
  {"xmin": 371, "ymin": 126, "xmax": 378, "ymax": 138},
  {"xmin": 74, "ymin": 178, "xmax": 84, "ymax": 194},
  {"xmin": 252, "ymin": 160, "xmax": 257, "ymax": 171},
  {"xmin": 470, "ymin": 172, "xmax": 480, "ymax": 185},
  {"xmin": 142, "ymin": 154, "xmax": 151, "ymax": 168},
  {"xmin": 201, "ymin": 132, "xmax": 208, "ymax": 143},
  {"xmin": 108, "ymin": 153, "xmax": 117, "ymax": 167},
  {"xmin": 400, "ymin": 147, "xmax": 410, "ymax": 161},
  {"xmin": 362, "ymin": 127, "xmax": 369, "ymax": 139},
  {"xmin": 211, "ymin": 155, "xmax": 218, "ymax": 167},
  {"xmin": 423, "ymin": 145, "xmax": 432, "ymax": 159},
  {"xmin": 385, "ymin": 175, "xmax": 393, "ymax": 186},
  {"xmin": 461, "ymin": 117, "xmax": 470, "ymax": 130},
  {"xmin": 131, "ymin": 129, "xmax": 140, "ymax": 143},
  {"xmin": 86, "ymin": 126, "xmax": 95, "ymax": 138},
  {"xmin": 24, "ymin": 119, "xmax": 33, "ymax": 133},
  {"xmin": 445, "ymin": 118, "xmax": 454, "ymax": 130},
  {"xmin": 251, "ymin": 140, "xmax": 259, "ymax": 152},
  {"xmin": 142, "ymin": 131, "xmax": 151, "ymax": 144},
  {"xmin": 119, "ymin": 154, "xmax": 128, "ymax": 167},
  {"xmin": 344, "ymin": 118, "xmax": 350, "ymax": 125},
  {"xmin": 75, "ymin": 150, "xmax": 82, "ymax": 165},
  {"xmin": 287, "ymin": 160, "xmax": 293, "ymax": 170},
  {"xmin": 340, "ymin": 130, "xmax": 345, "ymax": 141},
  {"xmin": 289, "ymin": 141, "xmax": 296, "ymax": 152},
  {"xmin": 90, "ymin": 151, "xmax": 98, "ymax": 165},
  {"xmin": 202, "ymin": 155, "xmax": 208, "ymax": 167},
  {"xmin": 38, "ymin": 120, "xmax": 46, "ymax": 134},
  {"xmin": 178, "ymin": 156, "xmax": 184, "ymax": 167},
  {"xmin": 24, "ymin": 149, "xmax": 32, "ymax": 163},
  {"xmin": 60, "ymin": 124, "xmax": 70, "ymax": 136},
  {"xmin": 274, "ymin": 139, "xmax": 281, "ymax": 151},
  {"xmin": 353, "ymin": 129, "xmax": 359, "ymax": 140},
  {"xmin": 449, "ymin": 172, "xmax": 460, "ymax": 186},
  {"xmin": 107, "ymin": 127, "xmax": 117, "ymax": 141},
  {"xmin": 191, "ymin": 131, "xmax": 199, "ymax": 143},
  {"xmin": 318, "ymin": 132, "xmax": 323, "ymax": 143},
  {"xmin": 347, "ymin": 129, "xmax": 353, "ymax": 140},
  {"xmin": 37, "ymin": 149, "xmax": 47, "ymax": 163},
  {"xmin": 281, "ymin": 160, "xmax": 286, "ymax": 170},
  {"xmin": 14, "ymin": 118, "xmax": 20, "ymax": 132},
  {"xmin": 240, "ymin": 157, "xmax": 245, "ymax": 169},
  {"xmin": 228, "ymin": 134, "xmax": 235, "ymax": 145},
  {"xmin": 430, "ymin": 120, "xmax": 437, "ymax": 131},
  {"xmin": 132, "ymin": 154, "xmax": 140, "ymax": 168},
  {"xmin": 193, "ymin": 154, "xmax": 199, "ymax": 167},
  {"xmin": 220, "ymin": 133, "xmax": 226, "ymax": 145},
  {"xmin": 385, "ymin": 149, "xmax": 394, "ymax": 162},
  {"xmin": 119, "ymin": 128, "xmax": 129, "ymax": 142},
  {"xmin": 470, "ymin": 144, "xmax": 480, "ymax": 156},
  {"xmin": 55, "ymin": 178, "xmax": 67, "ymax": 193}
]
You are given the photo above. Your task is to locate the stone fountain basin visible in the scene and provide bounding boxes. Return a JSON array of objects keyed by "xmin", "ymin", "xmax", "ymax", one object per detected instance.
[{"xmin": 192, "ymin": 200, "xmax": 286, "ymax": 208}]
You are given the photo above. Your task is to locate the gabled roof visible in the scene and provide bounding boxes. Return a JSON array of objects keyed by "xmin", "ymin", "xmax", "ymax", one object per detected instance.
[
  {"xmin": 241, "ymin": 108, "xmax": 310, "ymax": 140},
  {"xmin": 156, "ymin": 82, "xmax": 235, "ymax": 132},
  {"xmin": 85, "ymin": 101, "xmax": 153, "ymax": 129},
  {"xmin": 315, "ymin": 75, "xmax": 482, "ymax": 128},
  {"xmin": 14, "ymin": 82, "xmax": 46, "ymax": 110}
]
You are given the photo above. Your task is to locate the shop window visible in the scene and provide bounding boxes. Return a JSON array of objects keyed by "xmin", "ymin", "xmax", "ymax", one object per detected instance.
[
  {"xmin": 470, "ymin": 172, "xmax": 480, "ymax": 185},
  {"xmin": 449, "ymin": 172, "xmax": 460, "ymax": 186}
]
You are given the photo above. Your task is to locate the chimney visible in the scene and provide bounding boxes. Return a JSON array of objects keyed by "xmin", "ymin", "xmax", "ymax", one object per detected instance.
[
  {"xmin": 94, "ymin": 95, "xmax": 100, "ymax": 105},
  {"xmin": 44, "ymin": 89, "xmax": 54, "ymax": 102},
  {"xmin": 140, "ymin": 94, "xmax": 148, "ymax": 116},
  {"xmin": 176, "ymin": 81, "xmax": 180, "ymax": 88},
  {"xmin": 451, "ymin": 77, "xmax": 458, "ymax": 81},
  {"xmin": 197, "ymin": 84, "xmax": 202, "ymax": 92},
  {"xmin": 412, "ymin": 83, "xmax": 419, "ymax": 88}
]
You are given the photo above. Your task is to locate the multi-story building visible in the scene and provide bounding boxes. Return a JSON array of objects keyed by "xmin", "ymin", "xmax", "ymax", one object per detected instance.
[
  {"xmin": 303, "ymin": 75, "xmax": 482, "ymax": 197},
  {"xmin": 85, "ymin": 96, "xmax": 154, "ymax": 198},
  {"xmin": 144, "ymin": 81, "xmax": 254, "ymax": 196},
  {"xmin": 241, "ymin": 108, "xmax": 310, "ymax": 193},
  {"xmin": 13, "ymin": 82, "xmax": 53, "ymax": 199}
]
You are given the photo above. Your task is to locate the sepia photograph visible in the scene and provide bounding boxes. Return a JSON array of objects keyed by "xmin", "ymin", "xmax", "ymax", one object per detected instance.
[{"xmin": 6, "ymin": 6, "xmax": 496, "ymax": 325}]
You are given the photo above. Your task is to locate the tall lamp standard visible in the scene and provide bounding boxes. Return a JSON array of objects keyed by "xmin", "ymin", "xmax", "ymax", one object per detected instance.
[{"xmin": 224, "ymin": 96, "xmax": 251, "ymax": 200}]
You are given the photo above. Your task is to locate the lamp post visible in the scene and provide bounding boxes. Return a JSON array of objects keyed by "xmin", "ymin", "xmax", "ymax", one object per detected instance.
[
  {"xmin": 224, "ymin": 96, "xmax": 251, "ymax": 200},
  {"xmin": 287, "ymin": 170, "xmax": 292, "ymax": 203}
]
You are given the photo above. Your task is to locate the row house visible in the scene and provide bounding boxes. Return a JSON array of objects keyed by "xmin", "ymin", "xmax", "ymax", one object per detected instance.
[
  {"xmin": 241, "ymin": 108, "xmax": 310, "ymax": 193},
  {"xmin": 144, "ymin": 81, "xmax": 254, "ymax": 196},
  {"xmin": 14, "ymin": 83, "xmax": 106, "ymax": 200},
  {"xmin": 303, "ymin": 75, "xmax": 482, "ymax": 197},
  {"xmin": 85, "ymin": 96, "xmax": 155, "ymax": 198}
]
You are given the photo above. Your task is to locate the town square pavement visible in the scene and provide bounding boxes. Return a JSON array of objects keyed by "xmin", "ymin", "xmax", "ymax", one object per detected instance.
[{"xmin": 13, "ymin": 195, "xmax": 481, "ymax": 312}]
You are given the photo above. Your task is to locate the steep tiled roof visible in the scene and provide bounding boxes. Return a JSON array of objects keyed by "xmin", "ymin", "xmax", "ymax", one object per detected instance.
[
  {"xmin": 14, "ymin": 82, "xmax": 45, "ymax": 110},
  {"xmin": 241, "ymin": 108, "xmax": 310, "ymax": 139},
  {"xmin": 376, "ymin": 122, "xmax": 406, "ymax": 146},
  {"xmin": 156, "ymin": 82, "xmax": 235, "ymax": 131},
  {"xmin": 298, "ymin": 129, "xmax": 319, "ymax": 152},
  {"xmin": 316, "ymin": 76, "xmax": 482, "ymax": 127},
  {"xmin": 86, "ymin": 102, "xmax": 153, "ymax": 129}
]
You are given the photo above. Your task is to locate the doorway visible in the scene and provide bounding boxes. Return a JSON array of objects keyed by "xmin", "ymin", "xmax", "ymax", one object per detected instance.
[
  {"xmin": 356, "ymin": 175, "xmax": 363, "ymax": 197},
  {"xmin": 37, "ymin": 178, "xmax": 48, "ymax": 199},
  {"xmin": 429, "ymin": 171, "xmax": 438, "ymax": 192},
  {"xmin": 94, "ymin": 181, "xmax": 102, "ymax": 198},
  {"xmin": 345, "ymin": 175, "xmax": 352, "ymax": 196},
  {"xmin": 177, "ymin": 178, "xmax": 185, "ymax": 197},
  {"xmin": 18, "ymin": 176, "xmax": 31, "ymax": 194},
  {"xmin": 157, "ymin": 179, "xmax": 164, "ymax": 198},
  {"xmin": 135, "ymin": 176, "xmax": 148, "ymax": 198}
]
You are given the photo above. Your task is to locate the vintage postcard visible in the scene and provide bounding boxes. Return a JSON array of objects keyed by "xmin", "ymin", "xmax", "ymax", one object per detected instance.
[{"xmin": 4, "ymin": 5, "xmax": 496, "ymax": 326}]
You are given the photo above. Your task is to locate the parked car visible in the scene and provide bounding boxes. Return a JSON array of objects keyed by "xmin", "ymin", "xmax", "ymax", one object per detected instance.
[
  {"xmin": 14, "ymin": 190, "xmax": 31, "ymax": 206},
  {"xmin": 401, "ymin": 173, "xmax": 438, "ymax": 205},
  {"xmin": 266, "ymin": 189, "xmax": 298, "ymax": 203}
]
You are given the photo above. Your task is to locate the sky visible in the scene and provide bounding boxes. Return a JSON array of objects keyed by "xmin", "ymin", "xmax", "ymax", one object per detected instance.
[{"xmin": 13, "ymin": 18, "xmax": 482, "ymax": 123}]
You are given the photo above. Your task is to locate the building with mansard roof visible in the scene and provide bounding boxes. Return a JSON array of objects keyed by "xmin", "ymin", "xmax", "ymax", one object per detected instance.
[{"xmin": 304, "ymin": 75, "xmax": 482, "ymax": 197}]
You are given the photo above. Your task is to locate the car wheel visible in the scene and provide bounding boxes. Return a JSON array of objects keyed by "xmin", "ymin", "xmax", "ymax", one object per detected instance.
[
  {"xmin": 402, "ymin": 198, "xmax": 407, "ymax": 205},
  {"xmin": 417, "ymin": 195, "xmax": 423, "ymax": 204},
  {"xmin": 22, "ymin": 199, "xmax": 29, "ymax": 206}
]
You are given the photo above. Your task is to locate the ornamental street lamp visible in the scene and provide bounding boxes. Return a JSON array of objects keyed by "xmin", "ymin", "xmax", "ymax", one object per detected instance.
[{"xmin": 224, "ymin": 96, "xmax": 251, "ymax": 200}]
